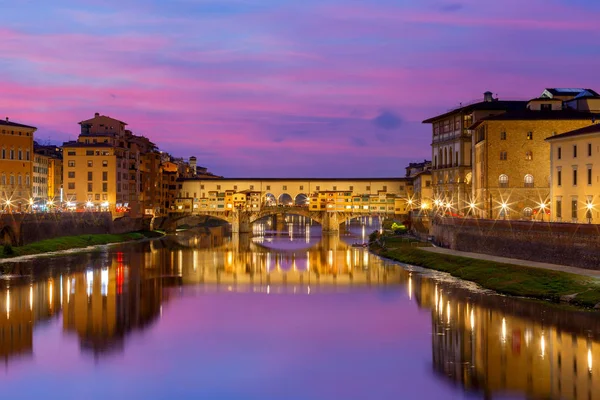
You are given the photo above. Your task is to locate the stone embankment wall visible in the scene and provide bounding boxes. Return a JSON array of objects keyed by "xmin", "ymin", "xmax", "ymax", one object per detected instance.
[
  {"xmin": 10, "ymin": 213, "xmax": 150, "ymax": 246},
  {"xmin": 431, "ymin": 218, "xmax": 600, "ymax": 270}
]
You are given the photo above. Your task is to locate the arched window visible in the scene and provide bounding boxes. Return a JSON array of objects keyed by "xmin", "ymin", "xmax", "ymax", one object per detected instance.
[
  {"xmin": 18, "ymin": 148, "xmax": 22, "ymax": 160},
  {"xmin": 443, "ymin": 148, "xmax": 448, "ymax": 167},
  {"xmin": 9, "ymin": 174, "xmax": 15, "ymax": 185},
  {"xmin": 449, "ymin": 149, "xmax": 453, "ymax": 167},
  {"xmin": 25, "ymin": 174, "xmax": 30, "ymax": 185},
  {"xmin": 499, "ymin": 174, "xmax": 509, "ymax": 188},
  {"xmin": 1, "ymin": 174, "xmax": 5, "ymax": 185},
  {"xmin": 455, "ymin": 150, "xmax": 459, "ymax": 166},
  {"xmin": 523, "ymin": 207, "xmax": 533, "ymax": 218},
  {"xmin": 525, "ymin": 151, "xmax": 533, "ymax": 161},
  {"xmin": 434, "ymin": 155, "xmax": 438, "ymax": 168},
  {"xmin": 1, "ymin": 147, "xmax": 4, "ymax": 159},
  {"xmin": 26, "ymin": 149, "xmax": 30, "ymax": 161},
  {"xmin": 524, "ymin": 174, "xmax": 534, "ymax": 188},
  {"xmin": 17, "ymin": 175, "xmax": 22, "ymax": 186}
]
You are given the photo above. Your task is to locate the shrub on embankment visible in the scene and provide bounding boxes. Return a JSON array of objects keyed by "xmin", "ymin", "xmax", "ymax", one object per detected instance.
[
  {"xmin": 372, "ymin": 236, "xmax": 600, "ymax": 309},
  {"xmin": 0, "ymin": 231, "xmax": 162, "ymax": 258}
]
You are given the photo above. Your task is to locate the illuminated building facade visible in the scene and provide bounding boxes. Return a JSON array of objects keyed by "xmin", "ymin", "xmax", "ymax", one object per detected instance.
[
  {"xmin": 0, "ymin": 118, "xmax": 36, "ymax": 211},
  {"xmin": 547, "ymin": 123, "xmax": 600, "ymax": 223}
]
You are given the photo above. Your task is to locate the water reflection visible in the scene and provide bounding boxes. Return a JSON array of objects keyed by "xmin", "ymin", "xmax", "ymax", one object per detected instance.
[{"xmin": 0, "ymin": 216, "xmax": 597, "ymax": 400}]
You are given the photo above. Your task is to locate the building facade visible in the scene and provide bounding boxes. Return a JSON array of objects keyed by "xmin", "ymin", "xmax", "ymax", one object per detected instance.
[
  {"xmin": 423, "ymin": 92, "xmax": 527, "ymax": 215},
  {"xmin": 546, "ymin": 124, "xmax": 600, "ymax": 223},
  {"xmin": 32, "ymin": 151, "xmax": 49, "ymax": 208},
  {"xmin": 0, "ymin": 118, "xmax": 36, "ymax": 212}
]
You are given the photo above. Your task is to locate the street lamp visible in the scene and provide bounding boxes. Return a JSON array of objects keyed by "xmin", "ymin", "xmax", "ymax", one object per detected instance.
[
  {"xmin": 501, "ymin": 202, "xmax": 508, "ymax": 220},
  {"xmin": 539, "ymin": 202, "xmax": 547, "ymax": 222},
  {"xmin": 469, "ymin": 202, "xmax": 476, "ymax": 218},
  {"xmin": 586, "ymin": 202, "xmax": 593, "ymax": 224}
]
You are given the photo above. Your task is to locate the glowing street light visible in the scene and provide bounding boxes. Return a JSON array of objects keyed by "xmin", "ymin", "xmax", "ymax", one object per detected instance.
[
  {"xmin": 86, "ymin": 201, "xmax": 93, "ymax": 208},
  {"xmin": 539, "ymin": 202, "xmax": 547, "ymax": 222},
  {"xmin": 586, "ymin": 202, "xmax": 594, "ymax": 224},
  {"xmin": 501, "ymin": 202, "xmax": 508, "ymax": 220}
]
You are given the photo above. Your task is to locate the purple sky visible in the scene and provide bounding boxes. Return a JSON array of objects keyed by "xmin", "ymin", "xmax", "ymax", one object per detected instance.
[{"xmin": 2, "ymin": 0, "xmax": 599, "ymax": 177}]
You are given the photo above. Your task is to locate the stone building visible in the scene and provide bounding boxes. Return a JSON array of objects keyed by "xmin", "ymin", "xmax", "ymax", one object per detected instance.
[
  {"xmin": 0, "ymin": 118, "xmax": 36, "ymax": 212},
  {"xmin": 470, "ymin": 91, "xmax": 598, "ymax": 220},
  {"xmin": 32, "ymin": 151, "xmax": 49, "ymax": 207},
  {"xmin": 423, "ymin": 92, "xmax": 526, "ymax": 215},
  {"xmin": 546, "ymin": 123, "xmax": 600, "ymax": 223}
]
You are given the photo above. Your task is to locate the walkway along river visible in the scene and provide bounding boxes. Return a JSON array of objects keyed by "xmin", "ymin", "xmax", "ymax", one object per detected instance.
[{"xmin": 0, "ymin": 216, "xmax": 597, "ymax": 399}]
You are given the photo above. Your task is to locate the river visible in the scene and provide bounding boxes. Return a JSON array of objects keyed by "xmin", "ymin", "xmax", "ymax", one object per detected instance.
[{"xmin": 0, "ymin": 216, "xmax": 597, "ymax": 399}]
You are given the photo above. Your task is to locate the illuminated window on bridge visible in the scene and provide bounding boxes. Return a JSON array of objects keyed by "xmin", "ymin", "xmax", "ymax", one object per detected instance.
[
  {"xmin": 234, "ymin": 185, "xmax": 237, "ymax": 190},
  {"xmin": 366, "ymin": 186, "xmax": 370, "ymax": 191},
  {"xmin": 250, "ymin": 185, "xmax": 254, "ymax": 190},
  {"xmin": 266, "ymin": 185, "xmax": 270, "ymax": 190},
  {"xmin": 283, "ymin": 185, "xmax": 287, "ymax": 190},
  {"xmin": 316, "ymin": 186, "xmax": 320, "ymax": 191}
]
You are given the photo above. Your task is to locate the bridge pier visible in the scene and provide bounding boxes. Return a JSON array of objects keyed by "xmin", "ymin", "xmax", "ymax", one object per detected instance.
[
  {"xmin": 231, "ymin": 211, "xmax": 251, "ymax": 234},
  {"xmin": 321, "ymin": 212, "xmax": 340, "ymax": 234}
]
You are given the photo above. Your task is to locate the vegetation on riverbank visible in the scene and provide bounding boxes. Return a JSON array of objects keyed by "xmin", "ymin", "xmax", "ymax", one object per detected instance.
[
  {"xmin": 371, "ymin": 234, "xmax": 600, "ymax": 309},
  {"xmin": 1, "ymin": 231, "xmax": 164, "ymax": 259}
]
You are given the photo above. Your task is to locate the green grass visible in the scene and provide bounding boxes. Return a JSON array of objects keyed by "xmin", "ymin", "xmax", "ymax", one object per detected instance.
[
  {"xmin": 372, "ymin": 238, "xmax": 600, "ymax": 309},
  {"xmin": 0, "ymin": 231, "xmax": 164, "ymax": 259}
]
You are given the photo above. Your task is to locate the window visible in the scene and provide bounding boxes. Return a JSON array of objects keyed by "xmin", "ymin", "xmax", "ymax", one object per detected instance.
[
  {"xmin": 234, "ymin": 185, "xmax": 238, "ymax": 190},
  {"xmin": 588, "ymin": 143, "xmax": 592, "ymax": 156},
  {"xmin": 556, "ymin": 199, "xmax": 562, "ymax": 219},
  {"xmin": 87, "ymin": 183, "xmax": 93, "ymax": 192},
  {"xmin": 103, "ymin": 183, "xmax": 108, "ymax": 192},
  {"xmin": 88, "ymin": 160, "xmax": 93, "ymax": 167},
  {"xmin": 541, "ymin": 104, "xmax": 552, "ymax": 111},
  {"xmin": 68, "ymin": 182, "xmax": 75, "ymax": 190},
  {"xmin": 499, "ymin": 174, "xmax": 509, "ymax": 188},
  {"xmin": 102, "ymin": 171, "xmax": 108, "ymax": 181},
  {"xmin": 500, "ymin": 131, "xmax": 506, "ymax": 140},
  {"xmin": 588, "ymin": 167, "xmax": 592, "ymax": 185},
  {"xmin": 87, "ymin": 172, "xmax": 93, "ymax": 181},
  {"xmin": 9, "ymin": 175, "xmax": 14, "ymax": 185},
  {"xmin": 524, "ymin": 174, "xmax": 534, "ymax": 188},
  {"xmin": 266, "ymin": 185, "xmax": 270, "ymax": 190},
  {"xmin": 572, "ymin": 199, "xmax": 578, "ymax": 220},
  {"xmin": 67, "ymin": 151, "xmax": 76, "ymax": 156},
  {"xmin": 366, "ymin": 186, "xmax": 370, "ymax": 191},
  {"xmin": 18, "ymin": 149, "xmax": 22, "ymax": 160},
  {"xmin": 1, "ymin": 148, "xmax": 4, "ymax": 159},
  {"xmin": 573, "ymin": 168, "xmax": 578, "ymax": 186},
  {"xmin": 558, "ymin": 147, "xmax": 562, "ymax": 160},
  {"xmin": 573, "ymin": 145, "xmax": 578, "ymax": 158},
  {"xmin": 25, "ymin": 174, "xmax": 30, "ymax": 185},
  {"xmin": 557, "ymin": 170, "xmax": 562, "ymax": 186},
  {"xmin": 102, "ymin": 160, "xmax": 108, "ymax": 167},
  {"xmin": 523, "ymin": 207, "xmax": 533, "ymax": 218},
  {"xmin": 500, "ymin": 151, "xmax": 507, "ymax": 160},
  {"xmin": 527, "ymin": 132, "xmax": 533, "ymax": 140},
  {"xmin": 95, "ymin": 194, "xmax": 101, "ymax": 200},
  {"xmin": 0, "ymin": 174, "xmax": 4, "ymax": 185},
  {"xmin": 86, "ymin": 150, "xmax": 94, "ymax": 156},
  {"xmin": 10, "ymin": 149, "xmax": 14, "ymax": 159},
  {"xmin": 249, "ymin": 185, "xmax": 253, "ymax": 190},
  {"xmin": 299, "ymin": 185, "xmax": 304, "ymax": 191},
  {"xmin": 68, "ymin": 171, "xmax": 75, "ymax": 179},
  {"xmin": 217, "ymin": 185, "xmax": 221, "ymax": 190},
  {"xmin": 17, "ymin": 175, "xmax": 22, "ymax": 185},
  {"xmin": 68, "ymin": 161, "xmax": 75, "ymax": 167},
  {"xmin": 26, "ymin": 149, "xmax": 30, "ymax": 161},
  {"xmin": 525, "ymin": 151, "xmax": 533, "ymax": 161}
]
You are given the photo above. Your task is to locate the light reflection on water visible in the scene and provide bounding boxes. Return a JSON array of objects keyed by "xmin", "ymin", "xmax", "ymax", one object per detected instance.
[{"xmin": 0, "ymin": 216, "xmax": 596, "ymax": 399}]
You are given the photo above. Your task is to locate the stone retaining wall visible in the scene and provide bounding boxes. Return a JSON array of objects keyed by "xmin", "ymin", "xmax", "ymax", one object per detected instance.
[{"xmin": 431, "ymin": 218, "xmax": 600, "ymax": 270}]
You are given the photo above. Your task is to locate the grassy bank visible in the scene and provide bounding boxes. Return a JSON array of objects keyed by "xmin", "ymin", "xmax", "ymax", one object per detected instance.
[
  {"xmin": 372, "ymin": 236, "xmax": 600, "ymax": 309},
  {"xmin": 1, "ymin": 231, "xmax": 164, "ymax": 259}
]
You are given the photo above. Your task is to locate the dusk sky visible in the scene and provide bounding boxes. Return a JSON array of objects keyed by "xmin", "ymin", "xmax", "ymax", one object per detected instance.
[{"xmin": 2, "ymin": 0, "xmax": 599, "ymax": 177}]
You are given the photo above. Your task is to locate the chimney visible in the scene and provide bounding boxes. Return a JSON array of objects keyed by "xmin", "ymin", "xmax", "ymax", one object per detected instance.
[
  {"xmin": 483, "ymin": 91, "xmax": 493, "ymax": 102},
  {"xmin": 95, "ymin": 112, "xmax": 100, "ymax": 117},
  {"xmin": 5, "ymin": 117, "xmax": 8, "ymax": 122}
]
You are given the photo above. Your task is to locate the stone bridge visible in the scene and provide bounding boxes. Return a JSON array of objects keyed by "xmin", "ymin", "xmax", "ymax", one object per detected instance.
[{"xmin": 159, "ymin": 207, "xmax": 359, "ymax": 234}]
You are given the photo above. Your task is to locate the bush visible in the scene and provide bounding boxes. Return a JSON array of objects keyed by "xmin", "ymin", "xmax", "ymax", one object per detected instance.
[
  {"xmin": 369, "ymin": 230, "xmax": 380, "ymax": 243},
  {"xmin": 3, "ymin": 244, "xmax": 14, "ymax": 256}
]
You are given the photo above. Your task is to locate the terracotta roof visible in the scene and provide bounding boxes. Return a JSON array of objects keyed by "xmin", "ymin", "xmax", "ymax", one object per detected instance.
[
  {"xmin": 469, "ymin": 109, "xmax": 596, "ymax": 130},
  {"xmin": 62, "ymin": 141, "xmax": 115, "ymax": 148},
  {"xmin": 0, "ymin": 119, "xmax": 37, "ymax": 129},
  {"xmin": 545, "ymin": 123, "xmax": 600, "ymax": 141},
  {"xmin": 422, "ymin": 100, "xmax": 527, "ymax": 123}
]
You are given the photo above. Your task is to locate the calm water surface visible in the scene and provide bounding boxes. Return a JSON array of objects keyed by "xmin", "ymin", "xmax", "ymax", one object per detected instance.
[{"xmin": 0, "ymin": 216, "xmax": 598, "ymax": 400}]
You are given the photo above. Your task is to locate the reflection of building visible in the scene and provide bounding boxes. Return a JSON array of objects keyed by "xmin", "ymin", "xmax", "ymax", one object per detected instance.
[{"xmin": 426, "ymin": 281, "xmax": 600, "ymax": 400}]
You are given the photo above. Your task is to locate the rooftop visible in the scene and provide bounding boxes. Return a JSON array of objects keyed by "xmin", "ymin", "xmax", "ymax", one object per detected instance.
[
  {"xmin": 469, "ymin": 109, "xmax": 597, "ymax": 130},
  {"xmin": 545, "ymin": 123, "xmax": 600, "ymax": 141},
  {"xmin": 422, "ymin": 100, "xmax": 527, "ymax": 123},
  {"xmin": 542, "ymin": 88, "xmax": 599, "ymax": 98},
  {"xmin": 0, "ymin": 119, "xmax": 37, "ymax": 130}
]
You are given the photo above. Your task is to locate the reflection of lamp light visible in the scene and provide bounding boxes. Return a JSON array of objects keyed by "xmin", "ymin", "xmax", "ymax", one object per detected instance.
[{"xmin": 589, "ymin": 348, "xmax": 593, "ymax": 373}]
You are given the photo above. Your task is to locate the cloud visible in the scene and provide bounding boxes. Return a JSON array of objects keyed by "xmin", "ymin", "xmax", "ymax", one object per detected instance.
[
  {"xmin": 440, "ymin": 3, "xmax": 464, "ymax": 12},
  {"xmin": 372, "ymin": 110, "xmax": 403, "ymax": 130}
]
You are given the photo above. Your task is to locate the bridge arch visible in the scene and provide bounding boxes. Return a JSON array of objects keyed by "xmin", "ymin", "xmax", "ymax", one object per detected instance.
[
  {"xmin": 294, "ymin": 193, "xmax": 309, "ymax": 206},
  {"xmin": 278, "ymin": 193, "xmax": 293, "ymax": 206},
  {"xmin": 264, "ymin": 193, "xmax": 276, "ymax": 206}
]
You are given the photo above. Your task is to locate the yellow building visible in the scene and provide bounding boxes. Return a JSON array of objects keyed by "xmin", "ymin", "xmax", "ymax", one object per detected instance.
[
  {"xmin": 546, "ymin": 123, "xmax": 600, "ymax": 223},
  {"xmin": 471, "ymin": 101, "xmax": 595, "ymax": 220},
  {"xmin": 423, "ymin": 92, "xmax": 527, "ymax": 215},
  {"xmin": 32, "ymin": 151, "xmax": 49, "ymax": 207},
  {"xmin": 0, "ymin": 118, "xmax": 36, "ymax": 212},
  {"xmin": 48, "ymin": 157, "xmax": 63, "ymax": 202},
  {"xmin": 62, "ymin": 143, "xmax": 119, "ymax": 212}
]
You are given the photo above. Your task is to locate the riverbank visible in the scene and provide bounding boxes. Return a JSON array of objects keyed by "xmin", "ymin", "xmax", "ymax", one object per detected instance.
[
  {"xmin": 0, "ymin": 231, "xmax": 164, "ymax": 259},
  {"xmin": 370, "ymin": 236, "xmax": 600, "ymax": 309}
]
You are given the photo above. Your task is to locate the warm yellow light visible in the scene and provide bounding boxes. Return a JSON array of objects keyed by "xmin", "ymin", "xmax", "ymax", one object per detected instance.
[
  {"xmin": 86, "ymin": 201, "xmax": 93, "ymax": 207},
  {"xmin": 29, "ymin": 285, "xmax": 33, "ymax": 311},
  {"xmin": 29, "ymin": 199, "xmax": 34, "ymax": 206},
  {"xmin": 5, "ymin": 200, "xmax": 11, "ymax": 206},
  {"xmin": 589, "ymin": 348, "xmax": 593, "ymax": 373},
  {"xmin": 501, "ymin": 317, "xmax": 507, "ymax": 343},
  {"xmin": 421, "ymin": 202, "xmax": 428, "ymax": 210},
  {"xmin": 469, "ymin": 202, "xmax": 476, "ymax": 209},
  {"xmin": 541, "ymin": 333, "xmax": 546, "ymax": 359},
  {"xmin": 539, "ymin": 202, "xmax": 546, "ymax": 210},
  {"xmin": 587, "ymin": 202, "xmax": 594, "ymax": 211},
  {"xmin": 470, "ymin": 308, "xmax": 475, "ymax": 331},
  {"xmin": 407, "ymin": 199, "xmax": 413, "ymax": 205},
  {"xmin": 501, "ymin": 202, "xmax": 508, "ymax": 210}
]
